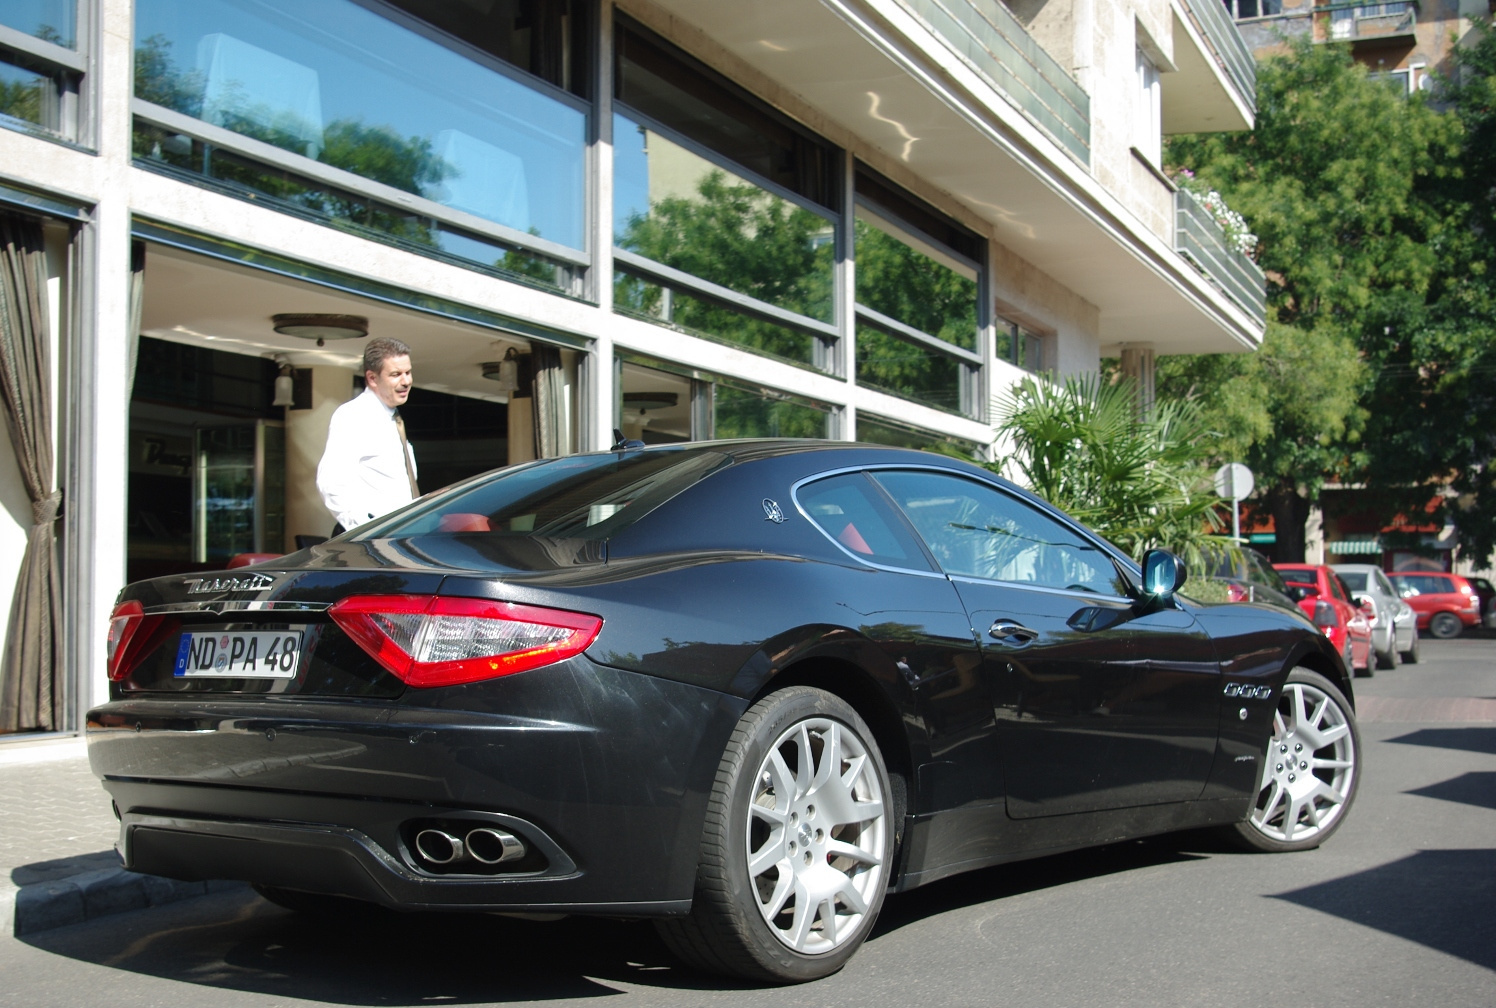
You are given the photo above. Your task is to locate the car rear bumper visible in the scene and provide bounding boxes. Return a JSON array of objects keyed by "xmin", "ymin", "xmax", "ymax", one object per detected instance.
[{"xmin": 87, "ymin": 660, "xmax": 748, "ymax": 914}]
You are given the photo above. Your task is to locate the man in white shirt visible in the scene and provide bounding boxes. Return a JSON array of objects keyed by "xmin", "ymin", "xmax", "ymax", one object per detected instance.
[{"xmin": 317, "ymin": 337, "xmax": 419, "ymax": 534}]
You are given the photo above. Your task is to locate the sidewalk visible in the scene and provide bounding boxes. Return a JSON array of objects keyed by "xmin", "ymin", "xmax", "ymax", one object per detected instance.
[{"xmin": 0, "ymin": 739, "xmax": 241, "ymax": 938}]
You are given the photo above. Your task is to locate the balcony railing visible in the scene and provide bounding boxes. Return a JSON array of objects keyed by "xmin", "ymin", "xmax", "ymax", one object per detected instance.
[
  {"xmin": 1182, "ymin": 0, "xmax": 1258, "ymax": 115},
  {"xmin": 1324, "ymin": 3, "xmax": 1417, "ymax": 43},
  {"xmin": 1175, "ymin": 188, "xmax": 1266, "ymax": 324},
  {"xmin": 895, "ymin": 0, "xmax": 1090, "ymax": 164}
]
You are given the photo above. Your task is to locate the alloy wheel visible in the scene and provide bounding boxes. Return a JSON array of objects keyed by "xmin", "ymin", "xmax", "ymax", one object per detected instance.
[{"xmin": 1248, "ymin": 678, "xmax": 1357, "ymax": 845}]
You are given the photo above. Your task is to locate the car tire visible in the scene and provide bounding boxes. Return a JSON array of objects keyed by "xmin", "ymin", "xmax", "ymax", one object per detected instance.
[
  {"xmin": 1401, "ymin": 633, "xmax": 1420, "ymax": 664},
  {"xmin": 656, "ymin": 686, "xmax": 893, "ymax": 984},
  {"xmin": 1225, "ymin": 667, "xmax": 1360, "ymax": 854},
  {"xmin": 1374, "ymin": 641, "xmax": 1398, "ymax": 670},
  {"xmin": 1428, "ymin": 612, "xmax": 1463, "ymax": 639}
]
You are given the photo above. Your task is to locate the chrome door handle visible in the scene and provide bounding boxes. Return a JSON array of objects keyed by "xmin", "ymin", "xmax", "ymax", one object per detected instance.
[{"xmin": 989, "ymin": 620, "xmax": 1039, "ymax": 644}]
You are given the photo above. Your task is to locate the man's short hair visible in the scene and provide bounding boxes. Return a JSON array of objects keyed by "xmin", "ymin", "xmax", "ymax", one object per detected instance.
[{"xmin": 363, "ymin": 337, "xmax": 411, "ymax": 376}]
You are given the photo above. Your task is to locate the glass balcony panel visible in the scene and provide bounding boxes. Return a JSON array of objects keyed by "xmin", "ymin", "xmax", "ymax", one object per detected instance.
[
  {"xmin": 614, "ymin": 268, "xmax": 824, "ymax": 368},
  {"xmin": 614, "ymin": 114, "xmax": 836, "ymax": 324},
  {"xmin": 854, "ymin": 215, "xmax": 978, "ymax": 352},
  {"xmin": 856, "ymin": 322, "xmax": 966, "ymax": 413},
  {"xmin": 857, "ymin": 413, "xmax": 979, "ymax": 454},
  {"xmin": 2, "ymin": 0, "xmax": 75, "ymax": 48},
  {"xmin": 1173, "ymin": 188, "xmax": 1266, "ymax": 324},
  {"xmin": 134, "ymin": 0, "xmax": 586, "ymax": 249}
]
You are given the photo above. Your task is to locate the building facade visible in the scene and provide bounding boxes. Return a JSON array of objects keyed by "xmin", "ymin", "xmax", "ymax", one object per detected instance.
[
  {"xmin": 0, "ymin": 0, "xmax": 1264, "ymax": 737},
  {"xmin": 1229, "ymin": 0, "xmax": 1494, "ymax": 93}
]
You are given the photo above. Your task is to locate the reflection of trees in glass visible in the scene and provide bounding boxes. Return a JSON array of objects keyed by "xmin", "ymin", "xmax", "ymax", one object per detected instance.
[
  {"xmin": 0, "ymin": 74, "xmax": 44, "ymax": 126},
  {"xmin": 855, "ymin": 324, "xmax": 962, "ymax": 411},
  {"xmin": 854, "ymin": 218, "xmax": 977, "ymax": 350},
  {"xmin": 713, "ymin": 385, "xmax": 826, "ymax": 438},
  {"xmin": 616, "ymin": 169, "xmax": 832, "ymax": 363}
]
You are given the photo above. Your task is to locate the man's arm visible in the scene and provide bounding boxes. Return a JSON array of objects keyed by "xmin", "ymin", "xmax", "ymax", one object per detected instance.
[{"xmin": 316, "ymin": 404, "xmax": 374, "ymax": 531}]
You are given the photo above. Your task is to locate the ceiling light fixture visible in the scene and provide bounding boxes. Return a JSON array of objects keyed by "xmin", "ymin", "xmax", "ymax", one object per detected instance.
[
  {"xmin": 271, "ymin": 354, "xmax": 295, "ymax": 407},
  {"xmin": 272, "ymin": 313, "xmax": 369, "ymax": 347},
  {"xmin": 623, "ymin": 391, "xmax": 679, "ymax": 413}
]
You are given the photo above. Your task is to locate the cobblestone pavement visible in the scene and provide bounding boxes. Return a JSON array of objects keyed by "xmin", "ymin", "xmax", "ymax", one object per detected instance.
[{"xmin": 0, "ymin": 740, "xmax": 240, "ymax": 937}]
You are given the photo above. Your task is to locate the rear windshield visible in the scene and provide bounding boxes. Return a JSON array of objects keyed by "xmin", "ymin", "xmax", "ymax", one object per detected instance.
[
  {"xmin": 355, "ymin": 449, "xmax": 732, "ymax": 541},
  {"xmin": 1338, "ymin": 572, "xmax": 1367, "ymax": 592},
  {"xmin": 1278, "ymin": 568, "xmax": 1316, "ymax": 586}
]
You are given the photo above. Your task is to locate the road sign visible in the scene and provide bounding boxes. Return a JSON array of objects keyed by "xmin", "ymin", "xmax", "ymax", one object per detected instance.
[{"xmin": 1214, "ymin": 463, "xmax": 1255, "ymax": 501}]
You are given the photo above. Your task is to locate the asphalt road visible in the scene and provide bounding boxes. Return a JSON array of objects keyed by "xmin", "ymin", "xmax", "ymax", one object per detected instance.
[{"xmin": 3, "ymin": 638, "xmax": 1493, "ymax": 1007}]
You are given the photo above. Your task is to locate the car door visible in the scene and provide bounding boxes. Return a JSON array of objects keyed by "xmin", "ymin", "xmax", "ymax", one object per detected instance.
[{"xmin": 870, "ymin": 469, "xmax": 1221, "ymax": 818}]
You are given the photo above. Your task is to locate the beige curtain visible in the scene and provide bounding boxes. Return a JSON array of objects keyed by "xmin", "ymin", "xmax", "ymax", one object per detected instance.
[
  {"xmin": 531, "ymin": 344, "xmax": 567, "ymax": 459},
  {"xmin": 0, "ymin": 212, "xmax": 62, "ymax": 733}
]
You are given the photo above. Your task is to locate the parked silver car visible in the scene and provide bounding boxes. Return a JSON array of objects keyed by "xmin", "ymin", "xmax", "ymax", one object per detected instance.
[{"xmin": 1333, "ymin": 563, "xmax": 1419, "ymax": 667}]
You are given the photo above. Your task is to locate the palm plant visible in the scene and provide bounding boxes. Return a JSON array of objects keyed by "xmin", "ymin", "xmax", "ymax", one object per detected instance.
[{"xmin": 990, "ymin": 374, "xmax": 1236, "ymax": 575}]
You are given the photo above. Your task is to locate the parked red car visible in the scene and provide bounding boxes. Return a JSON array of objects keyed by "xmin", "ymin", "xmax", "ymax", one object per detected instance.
[
  {"xmin": 1275, "ymin": 564, "xmax": 1374, "ymax": 676},
  {"xmin": 1388, "ymin": 571, "xmax": 1483, "ymax": 639}
]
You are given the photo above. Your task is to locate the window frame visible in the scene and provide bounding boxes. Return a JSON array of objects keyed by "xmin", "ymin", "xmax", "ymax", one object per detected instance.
[{"xmin": 0, "ymin": 0, "xmax": 89, "ymax": 146}]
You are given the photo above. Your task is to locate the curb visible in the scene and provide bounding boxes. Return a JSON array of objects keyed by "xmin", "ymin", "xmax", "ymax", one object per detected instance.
[{"xmin": 7, "ymin": 868, "xmax": 247, "ymax": 937}]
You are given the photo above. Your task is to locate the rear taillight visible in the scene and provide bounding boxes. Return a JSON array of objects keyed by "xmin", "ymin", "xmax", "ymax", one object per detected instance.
[
  {"xmin": 328, "ymin": 595, "xmax": 603, "ymax": 688},
  {"xmin": 1312, "ymin": 600, "xmax": 1338, "ymax": 634},
  {"xmin": 105, "ymin": 600, "xmax": 179, "ymax": 681}
]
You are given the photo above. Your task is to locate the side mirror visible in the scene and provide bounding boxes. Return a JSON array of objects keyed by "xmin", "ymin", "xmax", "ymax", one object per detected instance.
[{"xmin": 1141, "ymin": 549, "xmax": 1188, "ymax": 600}]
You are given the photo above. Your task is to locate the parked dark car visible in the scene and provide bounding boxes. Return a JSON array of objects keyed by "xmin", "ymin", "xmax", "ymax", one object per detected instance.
[
  {"xmin": 1389, "ymin": 571, "xmax": 1483, "ymax": 638},
  {"xmin": 91, "ymin": 441, "xmax": 1358, "ymax": 984}
]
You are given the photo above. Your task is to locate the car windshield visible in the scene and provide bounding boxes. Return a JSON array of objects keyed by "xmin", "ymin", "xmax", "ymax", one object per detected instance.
[
  {"xmin": 355, "ymin": 448, "xmax": 733, "ymax": 541},
  {"xmin": 1338, "ymin": 571, "xmax": 1368, "ymax": 592}
]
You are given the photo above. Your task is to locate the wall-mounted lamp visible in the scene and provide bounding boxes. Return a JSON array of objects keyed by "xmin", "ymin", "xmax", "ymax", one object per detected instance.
[
  {"xmin": 480, "ymin": 346, "xmax": 523, "ymax": 393},
  {"xmin": 272, "ymin": 313, "xmax": 369, "ymax": 347},
  {"xmin": 272, "ymin": 354, "xmax": 295, "ymax": 407}
]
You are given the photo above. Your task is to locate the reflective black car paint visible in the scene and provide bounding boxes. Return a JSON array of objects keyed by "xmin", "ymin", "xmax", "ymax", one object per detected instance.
[{"xmin": 88, "ymin": 442, "xmax": 1349, "ymax": 914}]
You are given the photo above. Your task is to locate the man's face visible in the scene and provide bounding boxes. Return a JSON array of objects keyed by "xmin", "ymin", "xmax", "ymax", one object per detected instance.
[{"xmin": 366, "ymin": 354, "xmax": 413, "ymax": 409}]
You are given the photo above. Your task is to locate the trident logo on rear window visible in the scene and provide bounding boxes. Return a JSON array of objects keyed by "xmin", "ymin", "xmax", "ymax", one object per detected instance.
[{"xmin": 763, "ymin": 499, "xmax": 786, "ymax": 523}]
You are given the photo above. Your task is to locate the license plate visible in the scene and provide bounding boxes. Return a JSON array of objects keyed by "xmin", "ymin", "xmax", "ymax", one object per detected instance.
[{"xmin": 173, "ymin": 630, "xmax": 306, "ymax": 678}]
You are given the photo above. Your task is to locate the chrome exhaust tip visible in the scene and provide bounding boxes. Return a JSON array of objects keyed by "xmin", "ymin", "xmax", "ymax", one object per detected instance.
[
  {"xmin": 414, "ymin": 828, "xmax": 466, "ymax": 865},
  {"xmin": 466, "ymin": 827, "xmax": 525, "ymax": 864}
]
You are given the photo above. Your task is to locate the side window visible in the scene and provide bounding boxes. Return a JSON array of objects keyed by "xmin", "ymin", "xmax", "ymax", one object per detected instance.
[
  {"xmin": 870, "ymin": 470, "xmax": 1125, "ymax": 595},
  {"xmin": 796, "ymin": 473, "xmax": 935, "ymax": 572},
  {"xmin": 1374, "ymin": 570, "xmax": 1396, "ymax": 597},
  {"xmin": 1329, "ymin": 576, "xmax": 1350, "ymax": 603}
]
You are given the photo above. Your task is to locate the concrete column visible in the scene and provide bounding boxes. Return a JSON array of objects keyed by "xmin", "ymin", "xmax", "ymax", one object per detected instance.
[
  {"xmin": 1119, "ymin": 345, "xmax": 1156, "ymax": 418},
  {"xmin": 283, "ymin": 365, "xmax": 356, "ymax": 547}
]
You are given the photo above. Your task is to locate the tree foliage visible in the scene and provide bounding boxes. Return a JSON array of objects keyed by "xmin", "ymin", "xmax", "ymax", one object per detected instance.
[
  {"xmin": 990, "ymin": 375, "xmax": 1234, "ymax": 571},
  {"xmin": 1161, "ymin": 38, "xmax": 1467, "ymax": 560}
]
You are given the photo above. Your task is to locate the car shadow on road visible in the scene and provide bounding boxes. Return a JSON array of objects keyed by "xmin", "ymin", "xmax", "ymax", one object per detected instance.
[
  {"xmin": 1269, "ymin": 849, "xmax": 1496, "ymax": 971},
  {"xmin": 1384, "ymin": 726, "xmax": 1496, "ymax": 756},
  {"xmin": 19, "ymin": 834, "xmax": 1220, "ymax": 1002},
  {"xmin": 21, "ymin": 888, "xmax": 741, "ymax": 1002},
  {"xmin": 872, "ymin": 832, "xmax": 1213, "ymax": 939}
]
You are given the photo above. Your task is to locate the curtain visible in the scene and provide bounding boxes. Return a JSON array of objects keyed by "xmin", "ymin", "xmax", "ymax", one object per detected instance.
[
  {"xmin": 531, "ymin": 344, "xmax": 567, "ymax": 459},
  {"xmin": 126, "ymin": 240, "xmax": 145, "ymax": 393},
  {"xmin": 0, "ymin": 212, "xmax": 62, "ymax": 733}
]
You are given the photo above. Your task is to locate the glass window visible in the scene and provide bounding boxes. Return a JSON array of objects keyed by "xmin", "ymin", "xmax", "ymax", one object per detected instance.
[
  {"xmin": 613, "ymin": 267, "xmax": 825, "ymax": 368},
  {"xmin": 614, "ymin": 114, "xmax": 835, "ymax": 323},
  {"xmin": 871, "ymin": 470, "xmax": 1126, "ymax": 594},
  {"xmin": 856, "ymin": 415, "xmax": 978, "ymax": 457},
  {"xmin": 1337, "ymin": 571, "xmax": 1368, "ymax": 592},
  {"xmin": 1278, "ymin": 568, "xmax": 1317, "ymax": 586},
  {"xmin": 797, "ymin": 473, "xmax": 934, "ymax": 571},
  {"xmin": 854, "ymin": 214, "xmax": 977, "ymax": 351},
  {"xmin": 2, "ymin": 0, "xmax": 75, "ymax": 48},
  {"xmin": 995, "ymin": 319, "xmax": 1045, "ymax": 372},
  {"xmin": 134, "ymin": 0, "xmax": 587, "ymax": 249},
  {"xmin": 712, "ymin": 382, "xmax": 829, "ymax": 439},
  {"xmin": 362, "ymin": 447, "xmax": 733, "ymax": 541},
  {"xmin": 0, "ymin": 55, "xmax": 63, "ymax": 132},
  {"xmin": 1374, "ymin": 570, "xmax": 1396, "ymax": 596},
  {"xmin": 855, "ymin": 322, "xmax": 965, "ymax": 412},
  {"xmin": 615, "ymin": 20, "xmax": 836, "ymax": 210}
]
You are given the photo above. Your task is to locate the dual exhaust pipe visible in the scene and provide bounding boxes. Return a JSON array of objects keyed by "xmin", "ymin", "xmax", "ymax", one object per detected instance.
[{"xmin": 414, "ymin": 826, "xmax": 525, "ymax": 868}]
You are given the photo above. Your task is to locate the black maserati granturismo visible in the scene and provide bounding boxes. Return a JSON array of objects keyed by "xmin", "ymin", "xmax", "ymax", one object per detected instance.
[{"xmin": 90, "ymin": 440, "xmax": 1359, "ymax": 983}]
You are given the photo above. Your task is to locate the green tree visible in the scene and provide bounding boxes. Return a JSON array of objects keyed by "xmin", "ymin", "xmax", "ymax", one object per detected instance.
[
  {"xmin": 1162, "ymin": 39, "xmax": 1456, "ymax": 559},
  {"xmin": 990, "ymin": 374, "xmax": 1235, "ymax": 571}
]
